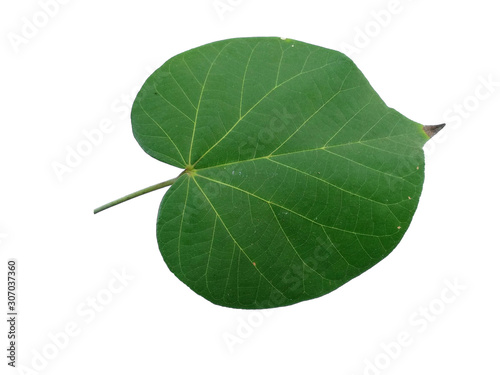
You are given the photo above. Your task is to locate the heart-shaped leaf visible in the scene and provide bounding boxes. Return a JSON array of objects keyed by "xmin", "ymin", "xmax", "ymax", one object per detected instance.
[{"xmin": 102, "ymin": 37, "xmax": 440, "ymax": 309}]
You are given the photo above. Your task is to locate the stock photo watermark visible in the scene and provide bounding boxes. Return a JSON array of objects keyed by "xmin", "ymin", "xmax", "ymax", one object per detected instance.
[
  {"xmin": 51, "ymin": 70, "xmax": 153, "ymax": 183},
  {"xmin": 424, "ymin": 74, "xmax": 499, "ymax": 155},
  {"xmin": 357, "ymin": 278, "xmax": 466, "ymax": 375},
  {"xmin": 7, "ymin": 0, "xmax": 72, "ymax": 54},
  {"xmin": 212, "ymin": 0, "xmax": 244, "ymax": 21},
  {"xmin": 222, "ymin": 236, "xmax": 333, "ymax": 354},
  {"xmin": 15, "ymin": 268, "xmax": 134, "ymax": 374},
  {"xmin": 51, "ymin": 119, "xmax": 116, "ymax": 182},
  {"xmin": 339, "ymin": 0, "xmax": 416, "ymax": 56},
  {"xmin": 6, "ymin": 259, "xmax": 18, "ymax": 368},
  {"xmin": 0, "ymin": 232, "xmax": 8, "ymax": 247}
]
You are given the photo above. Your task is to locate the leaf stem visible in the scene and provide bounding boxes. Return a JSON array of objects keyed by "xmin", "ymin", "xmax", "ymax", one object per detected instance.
[{"xmin": 94, "ymin": 176, "xmax": 179, "ymax": 214}]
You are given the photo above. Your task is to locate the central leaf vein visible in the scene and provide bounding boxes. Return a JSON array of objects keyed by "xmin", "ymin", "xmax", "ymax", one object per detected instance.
[
  {"xmin": 192, "ymin": 60, "xmax": 347, "ymax": 168},
  {"xmin": 196, "ymin": 174, "xmax": 399, "ymax": 238}
]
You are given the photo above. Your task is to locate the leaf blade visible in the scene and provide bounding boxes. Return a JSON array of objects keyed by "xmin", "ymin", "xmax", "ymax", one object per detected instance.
[{"xmin": 133, "ymin": 37, "xmax": 431, "ymax": 308}]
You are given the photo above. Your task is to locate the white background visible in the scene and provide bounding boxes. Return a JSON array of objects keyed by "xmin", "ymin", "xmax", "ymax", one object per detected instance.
[{"xmin": 1, "ymin": 0, "xmax": 499, "ymax": 374}]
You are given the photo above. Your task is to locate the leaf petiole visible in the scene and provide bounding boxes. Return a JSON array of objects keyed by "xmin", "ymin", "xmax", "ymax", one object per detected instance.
[{"xmin": 94, "ymin": 175, "xmax": 181, "ymax": 214}]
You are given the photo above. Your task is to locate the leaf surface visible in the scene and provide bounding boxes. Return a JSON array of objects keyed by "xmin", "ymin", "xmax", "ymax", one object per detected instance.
[{"xmin": 131, "ymin": 37, "xmax": 430, "ymax": 309}]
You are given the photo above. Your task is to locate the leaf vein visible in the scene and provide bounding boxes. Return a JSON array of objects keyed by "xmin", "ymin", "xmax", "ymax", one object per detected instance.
[
  {"xmin": 153, "ymin": 83, "xmax": 195, "ymax": 123},
  {"xmin": 192, "ymin": 177, "xmax": 289, "ymax": 301},
  {"xmin": 269, "ymin": 204, "xmax": 331, "ymax": 281},
  {"xmin": 192, "ymin": 61, "xmax": 347, "ymax": 167},
  {"xmin": 189, "ymin": 43, "xmax": 232, "ymax": 165},
  {"xmin": 196, "ymin": 174, "xmax": 398, "ymax": 238},
  {"xmin": 138, "ymin": 100, "xmax": 187, "ymax": 165}
]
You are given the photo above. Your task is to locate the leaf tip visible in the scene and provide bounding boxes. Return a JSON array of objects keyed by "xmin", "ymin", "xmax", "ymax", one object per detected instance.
[{"xmin": 423, "ymin": 123, "xmax": 446, "ymax": 139}]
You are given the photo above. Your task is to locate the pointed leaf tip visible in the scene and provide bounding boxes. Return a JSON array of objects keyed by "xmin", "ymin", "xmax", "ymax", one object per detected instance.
[{"xmin": 423, "ymin": 124, "xmax": 446, "ymax": 139}]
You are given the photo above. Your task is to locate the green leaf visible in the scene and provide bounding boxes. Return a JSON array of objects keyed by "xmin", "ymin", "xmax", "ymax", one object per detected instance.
[{"xmin": 130, "ymin": 37, "xmax": 433, "ymax": 309}]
